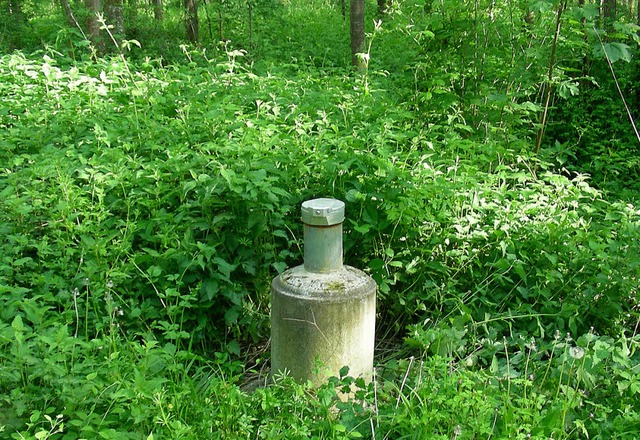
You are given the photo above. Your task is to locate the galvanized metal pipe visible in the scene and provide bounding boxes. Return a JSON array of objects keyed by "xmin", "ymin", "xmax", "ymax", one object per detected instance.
[{"xmin": 301, "ymin": 198, "xmax": 344, "ymax": 273}]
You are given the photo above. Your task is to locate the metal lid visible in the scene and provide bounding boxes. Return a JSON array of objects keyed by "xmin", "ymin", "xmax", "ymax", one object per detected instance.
[{"xmin": 301, "ymin": 198, "xmax": 345, "ymax": 226}]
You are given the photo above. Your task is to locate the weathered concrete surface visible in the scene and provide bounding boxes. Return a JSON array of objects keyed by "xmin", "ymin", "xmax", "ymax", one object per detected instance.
[{"xmin": 271, "ymin": 265, "xmax": 376, "ymax": 385}]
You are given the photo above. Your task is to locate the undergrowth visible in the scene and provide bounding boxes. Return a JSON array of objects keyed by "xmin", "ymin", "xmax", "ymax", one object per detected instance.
[{"xmin": 1, "ymin": 0, "xmax": 639, "ymax": 437}]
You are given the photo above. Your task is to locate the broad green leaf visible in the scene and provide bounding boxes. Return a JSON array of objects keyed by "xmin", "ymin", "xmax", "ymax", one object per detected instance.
[
  {"xmin": 224, "ymin": 308, "xmax": 239, "ymax": 325},
  {"xmin": 594, "ymin": 42, "xmax": 631, "ymax": 63},
  {"xmin": 514, "ymin": 263, "xmax": 527, "ymax": 283},
  {"xmin": 272, "ymin": 261, "xmax": 288, "ymax": 273},
  {"xmin": 11, "ymin": 315, "xmax": 24, "ymax": 332},
  {"xmin": 226, "ymin": 340, "xmax": 240, "ymax": 355},
  {"xmin": 213, "ymin": 257, "xmax": 238, "ymax": 280},
  {"xmin": 353, "ymin": 223, "xmax": 371, "ymax": 234},
  {"xmin": 334, "ymin": 424, "xmax": 347, "ymax": 433}
]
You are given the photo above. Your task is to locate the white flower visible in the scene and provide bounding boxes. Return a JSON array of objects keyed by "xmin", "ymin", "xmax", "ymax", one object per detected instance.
[{"xmin": 569, "ymin": 346, "xmax": 585, "ymax": 359}]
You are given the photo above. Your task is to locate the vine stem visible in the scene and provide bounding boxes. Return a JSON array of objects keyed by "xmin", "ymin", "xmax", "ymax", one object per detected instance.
[{"xmin": 535, "ymin": 0, "xmax": 567, "ymax": 158}]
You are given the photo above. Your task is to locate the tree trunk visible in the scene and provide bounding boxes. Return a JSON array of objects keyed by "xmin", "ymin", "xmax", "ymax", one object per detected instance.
[
  {"xmin": 535, "ymin": 0, "xmax": 567, "ymax": 157},
  {"xmin": 59, "ymin": 0, "xmax": 79, "ymax": 27},
  {"xmin": 350, "ymin": 0, "xmax": 365, "ymax": 68},
  {"xmin": 248, "ymin": 1, "xmax": 253, "ymax": 50},
  {"xmin": 602, "ymin": 0, "xmax": 616, "ymax": 29},
  {"xmin": 154, "ymin": 0, "xmax": 163, "ymax": 23},
  {"xmin": 85, "ymin": 0, "xmax": 103, "ymax": 51},
  {"xmin": 185, "ymin": 0, "xmax": 199, "ymax": 43},
  {"xmin": 104, "ymin": 0, "xmax": 124, "ymax": 44}
]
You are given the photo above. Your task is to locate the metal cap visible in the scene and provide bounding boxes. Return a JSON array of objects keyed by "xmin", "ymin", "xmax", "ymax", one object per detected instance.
[{"xmin": 301, "ymin": 198, "xmax": 345, "ymax": 226}]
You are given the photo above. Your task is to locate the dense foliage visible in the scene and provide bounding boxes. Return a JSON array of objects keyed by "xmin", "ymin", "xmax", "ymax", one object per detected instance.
[{"xmin": 1, "ymin": 0, "xmax": 639, "ymax": 438}]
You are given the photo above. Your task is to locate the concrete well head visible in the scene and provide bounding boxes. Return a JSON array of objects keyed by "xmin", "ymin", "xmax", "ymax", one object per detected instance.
[{"xmin": 271, "ymin": 198, "xmax": 377, "ymax": 386}]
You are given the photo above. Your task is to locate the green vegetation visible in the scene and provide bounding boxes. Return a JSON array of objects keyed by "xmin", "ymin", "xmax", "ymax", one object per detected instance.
[{"xmin": 1, "ymin": 0, "xmax": 639, "ymax": 438}]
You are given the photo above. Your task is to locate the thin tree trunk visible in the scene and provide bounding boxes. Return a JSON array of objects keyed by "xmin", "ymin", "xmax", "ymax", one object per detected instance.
[
  {"xmin": 535, "ymin": 0, "xmax": 567, "ymax": 157},
  {"xmin": 602, "ymin": 0, "xmax": 616, "ymax": 30},
  {"xmin": 59, "ymin": 0, "xmax": 79, "ymax": 27},
  {"xmin": 201, "ymin": 0, "xmax": 214, "ymax": 41},
  {"xmin": 248, "ymin": 0, "xmax": 253, "ymax": 50},
  {"xmin": 218, "ymin": 6, "xmax": 223, "ymax": 41},
  {"xmin": 85, "ymin": 0, "xmax": 104, "ymax": 51},
  {"xmin": 104, "ymin": 0, "xmax": 124, "ymax": 44},
  {"xmin": 185, "ymin": 0, "xmax": 199, "ymax": 43},
  {"xmin": 578, "ymin": 0, "xmax": 590, "ymax": 72},
  {"xmin": 154, "ymin": 0, "xmax": 163, "ymax": 24},
  {"xmin": 350, "ymin": 0, "xmax": 365, "ymax": 68},
  {"xmin": 603, "ymin": 0, "xmax": 616, "ymax": 19}
]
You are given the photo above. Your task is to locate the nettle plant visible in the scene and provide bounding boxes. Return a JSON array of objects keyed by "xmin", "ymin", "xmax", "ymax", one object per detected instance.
[
  {"xmin": 1, "ymin": 51, "xmax": 301, "ymax": 335},
  {"xmin": 389, "ymin": 328, "xmax": 640, "ymax": 439},
  {"xmin": 327, "ymin": 0, "xmax": 640, "ymax": 340},
  {"xmin": 330, "ymin": 115, "xmax": 640, "ymax": 338}
]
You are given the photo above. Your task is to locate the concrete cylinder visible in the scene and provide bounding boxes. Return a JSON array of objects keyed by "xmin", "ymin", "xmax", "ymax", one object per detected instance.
[{"xmin": 271, "ymin": 198, "xmax": 376, "ymax": 385}]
